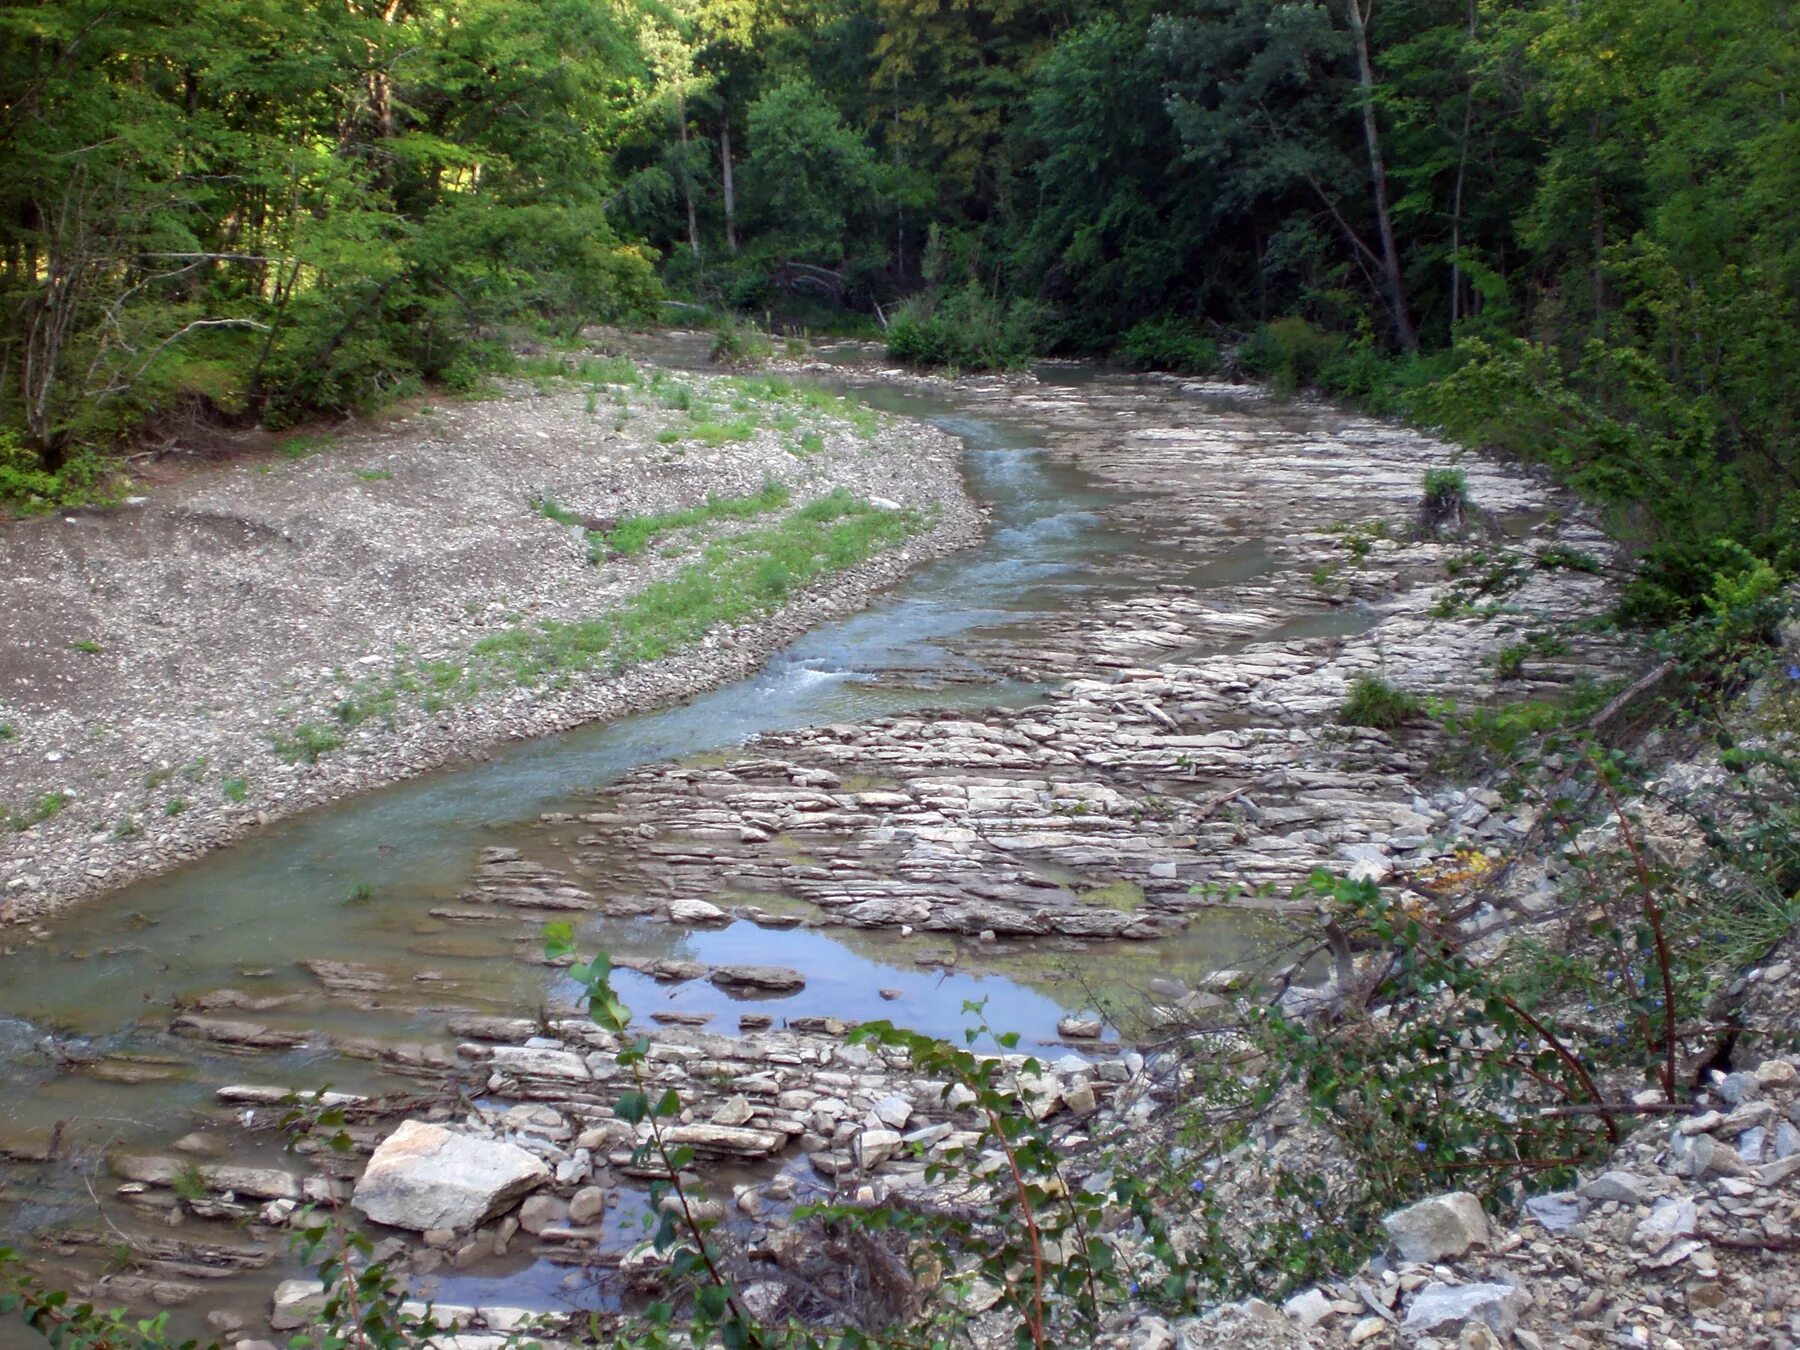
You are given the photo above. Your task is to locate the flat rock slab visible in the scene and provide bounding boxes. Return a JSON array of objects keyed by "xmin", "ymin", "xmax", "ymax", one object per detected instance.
[
  {"xmin": 661, "ymin": 1124, "xmax": 784, "ymax": 1157},
  {"xmin": 708, "ymin": 964, "xmax": 806, "ymax": 992},
  {"xmin": 352, "ymin": 1120, "xmax": 548, "ymax": 1233}
]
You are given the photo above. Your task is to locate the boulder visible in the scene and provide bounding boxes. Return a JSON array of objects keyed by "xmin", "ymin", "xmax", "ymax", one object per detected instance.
[
  {"xmin": 1381, "ymin": 1191, "xmax": 1490, "ymax": 1263},
  {"xmin": 668, "ymin": 899, "xmax": 728, "ymax": 925},
  {"xmin": 352, "ymin": 1120, "xmax": 548, "ymax": 1234},
  {"xmin": 1402, "ymin": 1282, "xmax": 1527, "ymax": 1338}
]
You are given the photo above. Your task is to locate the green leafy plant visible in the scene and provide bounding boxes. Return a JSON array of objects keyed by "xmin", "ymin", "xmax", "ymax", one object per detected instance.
[
  {"xmin": 1339, "ymin": 676, "xmax": 1421, "ymax": 730},
  {"xmin": 271, "ymin": 723, "xmax": 342, "ymax": 765}
]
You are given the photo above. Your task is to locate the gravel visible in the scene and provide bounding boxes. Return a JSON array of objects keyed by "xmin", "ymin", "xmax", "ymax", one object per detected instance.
[{"xmin": 0, "ymin": 359, "xmax": 980, "ymax": 923}]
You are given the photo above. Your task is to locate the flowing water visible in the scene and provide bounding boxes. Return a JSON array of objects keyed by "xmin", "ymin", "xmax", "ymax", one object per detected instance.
[{"xmin": 0, "ymin": 351, "xmax": 1341, "ymax": 1335}]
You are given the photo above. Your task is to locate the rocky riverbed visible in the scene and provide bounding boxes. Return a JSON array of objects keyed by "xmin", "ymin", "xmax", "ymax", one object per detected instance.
[{"xmin": 4, "ymin": 351, "xmax": 1717, "ymax": 1343}]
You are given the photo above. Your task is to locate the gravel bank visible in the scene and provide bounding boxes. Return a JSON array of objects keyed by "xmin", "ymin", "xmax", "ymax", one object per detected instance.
[{"xmin": 0, "ymin": 358, "xmax": 981, "ymax": 923}]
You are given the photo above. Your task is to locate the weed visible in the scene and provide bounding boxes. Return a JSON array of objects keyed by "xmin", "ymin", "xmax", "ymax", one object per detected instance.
[
  {"xmin": 1339, "ymin": 675, "xmax": 1422, "ymax": 730},
  {"xmin": 531, "ymin": 494, "xmax": 583, "ymax": 527},
  {"xmin": 280, "ymin": 432, "xmax": 339, "ymax": 460},
  {"xmin": 164, "ymin": 798, "xmax": 187, "ymax": 817},
  {"xmin": 169, "ymin": 1164, "xmax": 209, "ymax": 1204},
  {"xmin": 601, "ymin": 481, "xmax": 792, "ymax": 557},
  {"xmin": 477, "ymin": 492, "xmax": 922, "ymax": 685},
  {"xmin": 222, "ymin": 777, "xmax": 248, "ymax": 803},
  {"xmin": 794, "ymin": 430, "xmax": 825, "ymax": 457},
  {"xmin": 343, "ymin": 883, "xmax": 373, "ymax": 906},
  {"xmin": 271, "ymin": 723, "xmax": 342, "ymax": 764},
  {"xmin": 112, "ymin": 818, "xmax": 138, "ymax": 839},
  {"xmin": 354, "ymin": 469, "xmax": 393, "ymax": 482},
  {"xmin": 0, "ymin": 723, "xmax": 14, "ymax": 741},
  {"xmin": 69, "ymin": 638, "xmax": 103, "ymax": 655}
]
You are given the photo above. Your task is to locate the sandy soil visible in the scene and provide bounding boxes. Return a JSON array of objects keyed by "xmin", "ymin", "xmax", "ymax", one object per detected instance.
[{"xmin": 0, "ymin": 353, "xmax": 980, "ymax": 923}]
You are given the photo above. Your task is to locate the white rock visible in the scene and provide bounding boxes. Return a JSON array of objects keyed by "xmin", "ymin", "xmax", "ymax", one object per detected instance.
[
  {"xmin": 870, "ymin": 1096, "xmax": 913, "ymax": 1130},
  {"xmin": 1402, "ymin": 1282, "xmax": 1527, "ymax": 1338},
  {"xmin": 351, "ymin": 1120, "xmax": 549, "ymax": 1234},
  {"xmin": 568, "ymin": 1186, "xmax": 607, "ymax": 1225},
  {"xmin": 855, "ymin": 1129, "xmax": 903, "ymax": 1169},
  {"xmin": 269, "ymin": 1280, "xmax": 326, "ymax": 1332},
  {"xmin": 668, "ymin": 898, "xmax": 727, "ymax": 924},
  {"xmin": 1281, "ymin": 1287, "xmax": 1333, "ymax": 1327},
  {"xmin": 1381, "ymin": 1191, "xmax": 1490, "ymax": 1263}
]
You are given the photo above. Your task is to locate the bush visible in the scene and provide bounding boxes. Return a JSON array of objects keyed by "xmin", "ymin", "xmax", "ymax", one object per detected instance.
[
  {"xmin": 709, "ymin": 318, "xmax": 774, "ymax": 367},
  {"xmin": 1117, "ymin": 316, "xmax": 1220, "ymax": 374},
  {"xmin": 885, "ymin": 285, "xmax": 1041, "ymax": 371},
  {"xmin": 1237, "ymin": 317, "xmax": 1343, "ymax": 392},
  {"xmin": 1340, "ymin": 675, "xmax": 1422, "ymax": 730}
]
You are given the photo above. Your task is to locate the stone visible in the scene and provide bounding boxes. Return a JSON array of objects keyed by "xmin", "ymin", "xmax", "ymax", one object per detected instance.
[
  {"xmin": 668, "ymin": 899, "xmax": 728, "ymax": 925},
  {"xmin": 871, "ymin": 1096, "xmax": 913, "ymax": 1130},
  {"xmin": 1381, "ymin": 1191, "xmax": 1490, "ymax": 1263},
  {"xmin": 1523, "ymin": 1192, "xmax": 1583, "ymax": 1234},
  {"xmin": 708, "ymin": 965, "xmax": 806, "ymax": 992},
  {"xmin": 1756, "ymin": 1058, "xmax": 1797, "ymax": 1088},
  {"xmin": 205, "ymin": 1310, "xmax": 245, "ymax": 1335},
  {"xmin": 517, "ymin": 1194, "xmax": 568, "ymax": 1236},
  {"xmin": 855, "ymin": 1129, "xmax": 903, "ymax": 1169},
  {"xmin": 568, "ymin": 1186, "xmax": 606, "ymax": 1225},
  {"xmin": 1402, "ymin": 1282, "xmax": 1527, "ymax": 1339},
  {"xmin": 711, "ymin": 1095, "xmax": 756, "ymax": 1127},
  {"xmin": 1634, "ymin": 1197, "xmax": 1697, "ymax": 1246},
  {"xmin": 1281, "ymin": 1288, "xmax": 1333, "ymax": 1328},
  {"xmin": 269, "ymin": 1280, "xmax": 327, "ymax": 1332},
  {"xmin": 1348, "ymin": 1315, "xmax": 1387, "ymax": 1344},
  {"xmin": 661, "ymin": 1124, "xmax": 784, "ymax": 1157},
  {"xmin": 1063, "ymin": 1082, "xmax": 1098, "ymax": 1116},
  {"xmin": 1579, "ymin": 1170, "xmax": 1652, "ymax": 1206},
  {"xmin": 351, "ymin": 1120, "xmax": 549, "ymax": 1234},
  {"xmin": 1057, "ymin": 1016, "xmax": 1104, "ymax": 1039}
]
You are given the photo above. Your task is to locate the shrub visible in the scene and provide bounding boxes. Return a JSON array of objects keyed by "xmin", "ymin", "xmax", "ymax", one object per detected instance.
[
  {"xmin": 1340, "ymin": 675, "xmax": 1422, "ymax": 730},
  {"xmin": 710, "ymin": 318, "xmax": 774, "ymax": 367},
  {"xmin": 886, "ymin": 285, "xmax": 1041, "ymax": 372},
  {"xmin": 1118, "ymin": 316, "xmax": 1220, "ymax": 374},
  {"xmin": 1237, "ymin": 317, "xmax": 1342, "ymax": 392}
]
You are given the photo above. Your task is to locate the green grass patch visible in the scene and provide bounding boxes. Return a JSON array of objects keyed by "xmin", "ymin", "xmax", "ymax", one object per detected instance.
[
  {"xmin": 2, "ymin": 791, "xmax": 70, "ymax": 832},
  {"xmin": 271, "ymin": 723, "xmax": 342, "ymax": 764},
  {"xmin": 600, "ymin": 481, "xmax": 792, "ymax": 558},
  {"xmin": 222, "ymin": 777, "xmax": 248, "ymax": 803},
  {"xmin": 475, "ymin": 491, "xmax": 923, "ymax": 686},
  {"xmin": 354, "ymin": 468, "xmax": 393, "ymax": 482},
  {"xmin": 1340, "ymin": 676, "xmax": 1423, "ymax": 731},
  {"xmin": 70, "ymin": 638, "xmax": 103, "ymax": 655},
  {"xmin": 532, "ymin": 494, "xmax": 584, "ymax": 527},
  {"xmin": 0, "ymin": 722, "xmax": 13, "ymax": 741},
  {"xmin": 279, "ymin": 432, "xmax": 339, "ymax": 460}
]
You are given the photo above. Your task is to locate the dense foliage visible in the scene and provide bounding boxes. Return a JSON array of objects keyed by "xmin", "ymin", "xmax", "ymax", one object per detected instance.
[{"xmin": 5, "ymin": 0, "xmax": 1797, "ymax": 589}]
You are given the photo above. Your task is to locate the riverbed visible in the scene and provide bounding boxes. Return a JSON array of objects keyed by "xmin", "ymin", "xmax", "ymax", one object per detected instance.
[{"xmin": 0, "ymin": 343, "xmax": 1636, "ymax": 1340}]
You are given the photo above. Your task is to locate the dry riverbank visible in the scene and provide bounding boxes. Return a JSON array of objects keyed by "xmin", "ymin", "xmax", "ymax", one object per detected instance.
[{"xmin": 0, "ymin": 352, "xmax": 981, "ymax": 924}]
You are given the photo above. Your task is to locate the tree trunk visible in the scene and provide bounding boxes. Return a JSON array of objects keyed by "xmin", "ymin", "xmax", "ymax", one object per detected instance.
[
  {"xmin": 720, "ymin": 117, "xmax": 737, "ymax": 255},
  {"xmin": 677, "ymin": 98, "xmax": 701, "ymax": 264},
  {"xmin": 1449, "ymin": 1, "xmax": 1477, "ymax": 328},
  {"xmin": 1344, "ymin": 0, "xmax": 1417, "ymax": 351}
]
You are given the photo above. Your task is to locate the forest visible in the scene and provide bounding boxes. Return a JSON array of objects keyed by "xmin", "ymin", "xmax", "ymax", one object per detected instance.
[{"xmin": 2, "ymin": 0, "xmax": 1796, "ymax": 616}]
